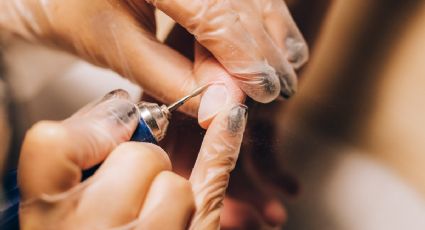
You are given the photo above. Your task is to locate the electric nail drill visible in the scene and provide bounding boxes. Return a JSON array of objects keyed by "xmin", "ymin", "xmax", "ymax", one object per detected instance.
[{"xmin": 0, "ymin": 85, "xmax": 210, "ymax": 229}]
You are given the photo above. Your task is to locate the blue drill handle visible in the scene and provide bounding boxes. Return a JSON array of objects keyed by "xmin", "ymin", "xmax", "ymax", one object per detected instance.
[
  {"xmin": 130, "ymin": 118, "xmax": 158, "ymax": 144},
  {"xmin": 1, "ymin": 118, "xmax": 157, "ymax": 229}
]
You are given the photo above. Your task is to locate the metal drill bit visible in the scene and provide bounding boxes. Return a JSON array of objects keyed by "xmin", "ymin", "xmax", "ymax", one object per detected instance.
[{"xmin": 167, "ymin": 84, "xmax": 212, "ymax": 112}]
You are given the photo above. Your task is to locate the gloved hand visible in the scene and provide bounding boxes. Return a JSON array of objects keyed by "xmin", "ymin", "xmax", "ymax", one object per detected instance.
[
  {"xmin": 0, "ymin": 0, "xmax": 307, "ymax": 117},
  {"xmin": 144, "ymin": 22, "xmax": 303, "ymax": 228},
  {"xmin": 161, "ymin": 105, "xmax": 295, "ymax": 229},
  {"xmin": 18, "ymin": 89, "xmax": 247, "ymax": 229},
  {"xmin": 148, "ymin": 0, "xmax": 308, "ymax": 100}
]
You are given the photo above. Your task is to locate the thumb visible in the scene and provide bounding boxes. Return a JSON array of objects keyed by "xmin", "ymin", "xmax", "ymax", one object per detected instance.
[
  {"xmin": 189, "ymin": 104, "xmax": 248, "ymax": 229},
  {"xmin": 18, "ymin": 90, "xmax": 139, "ymax": 200}
]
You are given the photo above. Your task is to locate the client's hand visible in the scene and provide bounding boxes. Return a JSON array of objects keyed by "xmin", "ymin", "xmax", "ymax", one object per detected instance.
[
  {"xmin": 18, "ymin": 89, "xmax": 247, "ymax": 229},
  {"xmin": 0, "ymin": 0, "xmax": 307, "ymax": 116}
]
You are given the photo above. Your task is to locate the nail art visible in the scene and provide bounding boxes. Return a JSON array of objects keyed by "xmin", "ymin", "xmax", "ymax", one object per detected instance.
[
  {"xmin": 110, "ymin": 102, "xmax": 139, "ymax": 124},
  {"xmin": 278, "ymin": 73, "xmax": 296, "ymax": 99},
  {"xmin": 262, "ymin": 73, "xmax": 279, "ymax": 96},
  {"xmin": 227, "ymin": 104, "xmax": 248, "ymax": 133},
  {"xmin": 285, "ymin": 37, "xmax": 308, "ymax": 68}
]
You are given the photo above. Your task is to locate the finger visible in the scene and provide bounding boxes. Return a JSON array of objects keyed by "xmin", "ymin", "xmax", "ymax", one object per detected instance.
[
  {"xmin": 150, "ymin": 0, "xmax": 282, "ymax": 103},
  {"xmin": 165, "ymin": 26, "xmax": 245, "ymax": 127},
  {"xmin": 230, "ymin": 1, "xmax": 299, "ymax": 98},
  {"xmin": 18, "ymin": 90, "xmax": 139, "ymax": 200},
  {"xmin": 189, "ymin": 104, "xmax": 248, "ymax": 229},
  {"xmin": 263, "ymin": 0, "xmax": 309, "ymax": 69},
  {"xmin": 136, "ymin": 171, "xmax": 195, "ymax": 229},
  {"xmin": 194, "ymin": 42, "xmax": 245, "ymax": 128},
  {"xmin": 76, "ymin": 142, "xmax": 171, "ymax": 227},
  {"xmin": 54, "ymin": 1, "xmax": 201, "ymax": 116}
]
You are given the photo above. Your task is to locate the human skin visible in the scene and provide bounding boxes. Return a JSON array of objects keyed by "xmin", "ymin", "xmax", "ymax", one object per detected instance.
[
  {"xmin": 0, "ymin": 0, "xmax": 308, "ymax": 119},
  {"xmin": 0, "ymin": 0, "xmax": 311, "ymax": 228},
  {"xmin": 18, "ymin": 90, "xmax": 248, "ymax": 229}
]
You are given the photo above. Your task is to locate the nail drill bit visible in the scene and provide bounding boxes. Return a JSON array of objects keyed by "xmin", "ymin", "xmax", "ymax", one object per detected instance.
[{"xmin": 131, "ymin": 84, "xmax": 211, "ymax": 143}]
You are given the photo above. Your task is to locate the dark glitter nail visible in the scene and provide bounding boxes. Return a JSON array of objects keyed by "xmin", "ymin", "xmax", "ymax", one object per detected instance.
[
  {"xmin": 262, "ymin": 74, "xmax": 278, "ymax": 96},
  {"xmin": 285, "ymin": 37, "xmax": 307, "ymax": 67},
  {"xmin": 112, "ymin": 102, "xmax": 139, "ymax": 124},
  {"xmin": 278, "ymin": 73, "xmax": 296, "ymax": 99},
  {"xmin": 227, "ymin": 105, "xmax": 248, "ymax": 133}
]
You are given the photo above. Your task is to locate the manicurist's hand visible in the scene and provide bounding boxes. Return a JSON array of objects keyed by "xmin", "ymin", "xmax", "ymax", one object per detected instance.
[
  {"xmin": 0, "ymin": 0, "xmax": 307, "ymax": 117},
  {"xmin": 18, "ymin": 89, "xmax": 247, "ymax": 229}
]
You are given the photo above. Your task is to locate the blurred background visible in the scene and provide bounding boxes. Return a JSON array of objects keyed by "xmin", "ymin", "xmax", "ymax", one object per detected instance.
[{"xmin": 1, "ymin": 0, "xmax": 425, "ymax": 229}]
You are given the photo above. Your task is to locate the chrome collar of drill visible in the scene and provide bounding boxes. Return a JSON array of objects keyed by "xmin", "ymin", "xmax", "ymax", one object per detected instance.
[{"xmin": 130, "ymin": 84, "xmax": 211, "ymax": 143}]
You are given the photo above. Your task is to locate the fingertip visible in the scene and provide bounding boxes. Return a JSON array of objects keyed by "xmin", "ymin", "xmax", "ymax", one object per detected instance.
[
  {"xmin": 227, "ymin": 104, "xmax": 248, "ymax": 134},
  {"xmin": 19, "ymin": 121, "xmax": 80, "ymax": 199},
  {"xmin": 24, "ymin": 121, "xmax": 67, "ymax": 146},
  {"xmin": 235, "ymin": 70, "xmax": 281, "ymax": 104},
  {"xmin": 198, "ymin": 84, "xmax": 230, "ymax": 127},
  {"xmin": 153, "ymin": 171, "xmax": 195, "ymax": 208},
  {"xmin": 20, "ymin": 121, "xmax": 68, "ymax": 178},
  {"xmin": 195, "ymin": 59, "xmax": 245, "ymax": 128},
  {"xmin": 278, "ymin": 69, "xmax": 298, "ymax": 99},
  {"xmin": 139, "ymin": 142, "xmax": 171, "ymax": 166},
  {"xmin": 113, "ymin": 142, "xmax": 171, "ymax": 170},
  {"xmin": 21, "ymin": 121, "xmax": 69, "ymax": 164},
  {"xmin": 202, "ymin": 103, "xmax": 248, "ymax": 134},
  {"xmin": 263, "ymin": 200, "xmax": 287, "ymax": 227},
  {"xmin": 101, "ymin": 89, "xmax": 130, "ymax": 101},
  {"xmin": 285, "ymin": 36, "xmax": 309, "ymax": 69}
]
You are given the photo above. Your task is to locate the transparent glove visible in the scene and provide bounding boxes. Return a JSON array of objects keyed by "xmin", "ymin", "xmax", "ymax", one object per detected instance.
[
  {"xmin": 0, "ymin": 0, "xmax": 307, "ymax": 116},
  {"xmin": 160, "ymin": 105, "xmax": 295, "ymax": 229},
  {"xmin": 148, "ymin": 24, "xmax": 298, "ymax": 228},
  {"xmin": 148, "ymin": 0, "xmax": 308, "ymax": 100},
  {"xmin": 18, "ymin": 89, "xmax": 247, "ymax": 229}
]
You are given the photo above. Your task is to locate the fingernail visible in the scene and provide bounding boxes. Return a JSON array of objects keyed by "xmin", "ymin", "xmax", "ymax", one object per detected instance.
[
  {"xmin": 227, "ymin": 104, "xmax": 248, "ymax": 133},
  {"xmin": 285, "ymin": 37, "xmax": 309, "ymax": 69},
  {"xmin": 89, "ymin": 96, "xmax": 139, "ymax": 127},
  {"xmin": 198, "ymin": 84, "xmax": 229, "ymax": 123},
  {"xmin": 97, "ymin": 89, "xmax": 138, "ymax": 125},
  {"xmin": 278, "ymin": 73, "xmax": 297, "ymax": 99},
  {"xmin": 107, "ymin": 101, "xmax": 139, "ymax": 125},
  {"xmin": 89, "ymin": 99, "xmax": 140, "ymax": 143},
  {"xmin": 101, "ymin": 89, "xmax": 130, "ymax": 102},
  {"xmin": 63, "ymin": 96, "xmax": 140, "ymax": 152}
]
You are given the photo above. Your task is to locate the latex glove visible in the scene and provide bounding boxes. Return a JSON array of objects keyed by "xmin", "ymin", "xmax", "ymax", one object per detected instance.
[
  {"xmin": 161, "ymin": 108, "xmax": 295, "ymax": 229},
  {"xmin": 0, "ymin": 0, "xmax": 307, "ymax": 116},
  {"xmin": 18, "ymin": 89, "xmax": 247, "ymax": 229},
  {"xmin": 149, "ymin": 24, "xmax": 296, "ymax": 228},
  {"xmin": 148, "ymin": 0, "xmax": 308, "ymax": 100}
]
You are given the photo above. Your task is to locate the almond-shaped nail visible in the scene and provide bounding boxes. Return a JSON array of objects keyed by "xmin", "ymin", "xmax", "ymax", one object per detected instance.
[
  {"xmin": 227, "ymin": 104, "xmax": 248, "ymax": 133},
  {"xmin": 278, "ymin": 72, "xmax": 297, "ymax": 99},
  {"xmin": 198, "ymin": 84, "xmax": 229, "ymax": 124},
  {"xmin": 285, "ymin": 36, "xmax": 309, "ymax": 69}
]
